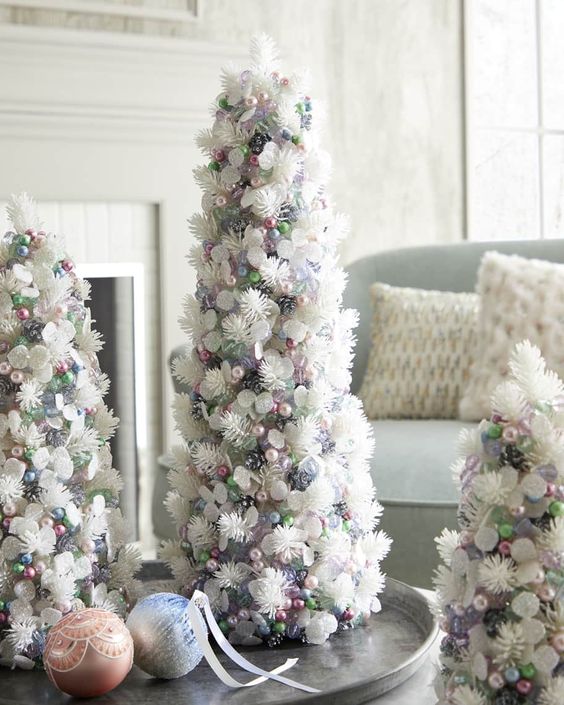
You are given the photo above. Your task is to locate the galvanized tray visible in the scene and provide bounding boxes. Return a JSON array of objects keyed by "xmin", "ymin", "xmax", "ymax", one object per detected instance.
[{"xmin": 1, "ymin": 575, "xmax": 438, "ymax": 705}]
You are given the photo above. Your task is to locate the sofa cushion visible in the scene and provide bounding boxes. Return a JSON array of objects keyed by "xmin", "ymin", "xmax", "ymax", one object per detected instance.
[
  {"xmin": 369, "ymin": 419, "xmax": 475, "ymax": 505},
  {"xmin": 360, "ymin": 283, "xmax": 478, "ymax": 420},
  {"xmin": 459, "ymin": 251, "xmax": 564, "ymax": 420}
]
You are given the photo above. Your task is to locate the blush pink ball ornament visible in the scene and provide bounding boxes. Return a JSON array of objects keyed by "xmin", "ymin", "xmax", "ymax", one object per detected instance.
[{"xmin": 44, "ymin": 608, "xmax": 133, "ymax": 698}]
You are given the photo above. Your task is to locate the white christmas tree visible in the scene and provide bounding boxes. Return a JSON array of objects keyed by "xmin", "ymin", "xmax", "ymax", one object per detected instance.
[
  {"xmin": 161, "ymin": 35, "xmax": 391, "ymax": 647},
  {"xmin": 0, "ymin": 194, "xmax": 141, "ymax": 668},
  {"xmin": 434, "ymin": 341, "xmax": 564, "ymax": 705}
]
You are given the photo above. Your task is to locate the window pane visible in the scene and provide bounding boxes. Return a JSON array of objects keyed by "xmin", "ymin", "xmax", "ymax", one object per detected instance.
[
  {"xmin": 542, "ymin": 135, "xmax": 564, "ymax": 237},
  {"xmin": 470, "ymin": 130, "xmax": 540, "ymax": 240},
  {"xmin": 541, "ymin": 0, "xmax": 564, "ymax": 127},
  {"xmin": 470, "ymin": 0, "xmax": 538, "ymax": 128}
]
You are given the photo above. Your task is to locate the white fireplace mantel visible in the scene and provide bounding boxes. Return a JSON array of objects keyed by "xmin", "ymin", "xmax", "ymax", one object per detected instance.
[{"xmin": 0, "ymin": 23, "xmax": 246, "ymax": 448}]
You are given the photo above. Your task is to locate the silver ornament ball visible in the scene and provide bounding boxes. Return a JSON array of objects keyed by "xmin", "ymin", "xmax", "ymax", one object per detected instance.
[{"xmin": 126, "ymin": 592, "xmax": 206, "ymax": 679}]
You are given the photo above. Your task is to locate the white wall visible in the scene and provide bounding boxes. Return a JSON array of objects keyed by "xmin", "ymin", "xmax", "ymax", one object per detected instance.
[{"xmin": 1, "ymin": 0, "xmax": 465, "ymax": 264}]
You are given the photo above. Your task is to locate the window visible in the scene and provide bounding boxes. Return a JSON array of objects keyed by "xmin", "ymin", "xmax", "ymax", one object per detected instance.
[{"xmin": 465, "ymin": 0, "xmax": 564, "ymax": 240}]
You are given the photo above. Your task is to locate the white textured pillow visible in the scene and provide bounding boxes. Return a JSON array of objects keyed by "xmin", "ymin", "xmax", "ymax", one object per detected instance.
[
  {"xmin": 459, "ymin": 251, "xmax": 564, "ymax": 421},
  {"xmin": 359, "ymin": 283, "xmax": 479, "ymax": 419}
]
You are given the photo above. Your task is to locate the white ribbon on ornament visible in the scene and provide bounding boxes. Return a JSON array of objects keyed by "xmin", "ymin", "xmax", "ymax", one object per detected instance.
[{"xmin": 188, "ymin": 590, "xmax": 320, "ymax": 693}]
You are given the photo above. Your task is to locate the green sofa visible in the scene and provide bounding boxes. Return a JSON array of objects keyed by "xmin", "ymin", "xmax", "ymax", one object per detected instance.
[{"xmin": 154, "ymin": 239, "xmax": 564, "ymax": 587}]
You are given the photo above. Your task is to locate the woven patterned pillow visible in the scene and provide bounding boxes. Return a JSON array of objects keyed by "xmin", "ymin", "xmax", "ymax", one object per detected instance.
[
  {"xmin": 459, "ymin": 251, "xmax": 564, "ymax": 421},
  {"xmin": 359, "ymin": 283, "xmax": 479, "ymax": 419}
]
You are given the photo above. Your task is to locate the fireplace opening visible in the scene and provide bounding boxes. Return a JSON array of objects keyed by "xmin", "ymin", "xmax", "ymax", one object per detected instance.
[{"xmin": 78, "ymin": 263, "xmax": 147, "ymax": 542}]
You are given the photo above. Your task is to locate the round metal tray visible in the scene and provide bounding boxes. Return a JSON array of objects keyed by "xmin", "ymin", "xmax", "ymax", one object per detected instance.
[{"xmin": 0, "ymin": 578, "xmax": 438, "ymax": 705}]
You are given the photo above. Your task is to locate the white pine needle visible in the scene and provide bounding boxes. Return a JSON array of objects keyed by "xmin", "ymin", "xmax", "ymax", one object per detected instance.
[{"xmin": 6, "ymin": 192, "xmax": 42, "ymax": 233}]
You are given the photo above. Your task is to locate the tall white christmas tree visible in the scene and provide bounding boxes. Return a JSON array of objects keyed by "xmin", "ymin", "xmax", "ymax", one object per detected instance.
[
  {"xmin": 0, "ymin": 194, "xmax": 140, "ymax": 668},
  {"xmin": 161, "ymin": 35, "xmax": 391, "ymax": 647},
  {"xmin": 434, "ymin": 341, "xmax": 564, "ymax": 705}
]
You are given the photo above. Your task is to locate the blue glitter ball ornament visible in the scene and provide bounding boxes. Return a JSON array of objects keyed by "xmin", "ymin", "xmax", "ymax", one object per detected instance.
[{"xmin": 126, "ymin": 592, "xmax": 206, "ymax": 679}]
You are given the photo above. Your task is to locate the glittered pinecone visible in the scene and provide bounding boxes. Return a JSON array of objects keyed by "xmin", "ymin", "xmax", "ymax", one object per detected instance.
[
  {"xmin": 532, "ymin": 514, "xmax": 553, "ymax": 531},
  {"xmin": 244, "ymin": 450, "xmax": 264, "ymax": 472},
  {"xmin": 23, "ymin": 481, "xmax": 41, "ymax": 503},
  {"xmin": 0, "ymin": 376, "xmax": 18, "ymax": 395},
  {"xmin": 278, "ymin": 296, "xmax": 297, "ymax": 316},
  {"xmin": 483, "ymin": 608, "xmax": 507, "ymax": 638},
  {"xmin": 205, "ymin": 355, "xmax": 222, "ymax": 370},
  {"xmin": 439, "ymin": 635, "xmax": 457, "ymax": 657},
  {"xmin": 280, "ymin": 203, "xmax": 301, "ymax": 222},
  {"xmin": 56, "ymin": 533, "xmax": 76, "ymax": 553},
  {"xmin": 236, "ymin": 495, "xmax": 256, "ymax": 510},
  {"xmin": 22, "ymin": 319, "xmax": 45, "ymax": 342},
  {"xmin": 495, "ymin": 689, "xmax": 522, "ymax": 705},
  {"xmin": 274, "ymin": 416, "xmax": 292, "ymax": 431},
  {"xmin": 249, "ymin": 131, "xmax": 271, "ymax": 155},
  {"xmin": 252, "ymin": 281, "xmax": 273, "ymax": 297},
  {"xmin": 243, "ymin": 370, "xmax": 263, "ymax": 395},
  {"xmin": 191, "ymin": 397, "xmax": 205, "ymax": 421},
  {"xmin": 61, "ymin": 384, "xmax": 76, "ymax": 403},
  {"xmin": 288, "ymin": 466, "xmax": 315, "ymax": 491},
  {"xmin": 333, "ymin": 501, "xmax": 347, "ymax": 516},
  {"xmin": 319, "ymin": 429, "xmax": 336, "ymax": 454},
  {"xmin": 226, "ymin": 215, "xmax": 251, "ymax": 237},
  {"xmin": 295, "ymin": 569, "xmax": 308, "ymax": 586},
  {"xmin": 300, "ymin": 113, "xmax": 312, "ymax": 130},
  {"xmin": 500, "ymin": 444, "xmax": 527, "ymax": 470},
  {"xmin": 46, "ymin": 429, "xmax": 68, "ymax": 448},
  {"xmin": 267, "ymin": 633, "xmax": 283, "ymax": 648}
]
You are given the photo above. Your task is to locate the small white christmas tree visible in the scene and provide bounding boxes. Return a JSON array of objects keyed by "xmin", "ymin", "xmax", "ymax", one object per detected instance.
[
  {"xmin": 0, "ymin": 194, "xmax": 140, "ymax": 668},
  {"xmin": 434, "ymin": 341, "xmax": 564, "ymax": 705},
  {"xmin": 161, "ymin": 35, "xmax": 391, "ymax": 647}
]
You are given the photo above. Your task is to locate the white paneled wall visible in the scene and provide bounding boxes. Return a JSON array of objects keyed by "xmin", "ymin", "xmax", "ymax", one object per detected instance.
[{"xmin": 0, "ymin": 200, "xmax": 161, "ymax": 552}]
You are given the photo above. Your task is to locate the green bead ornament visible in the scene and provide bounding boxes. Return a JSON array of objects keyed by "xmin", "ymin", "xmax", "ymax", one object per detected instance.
[
  {"xmin": 248, "ymin": 271, "xmax": 261, "ymax": 284},
  {"xmin": 11, "ymin": 294, "xmax": 23, "ymax": 306},
  {"xmin": 291, "ymin": 135, "xmax": 302, "ymax": 145},
  {"xmin": 199, "ymin": 550, "xmax": 211, "ymax": 563},
  {"xmin": 0, "ymin": 600, "xmax": 5, "ymax": 611},
  {"xmin": 23, "ymin": 448, "xmax": 33, "ymax": 461},
  {"xmin": 549, "ymin": 501, "xmax": 564, "ymax": 517},
  {"xmin": 219, "ymin": 619, "xmax": 229, "ymax": 633},
  {"xmin": 18, "ymin": 235, "xmax": 31, "ymax": 246},
  {"xmin": 12, "ymin": 562, "xmax": 24, "ymax": 574},
  {"xmin": 218, "ymin": 97, "xmax": 229, "ymax": 109},
  {"xmin": 487, "ymin": 424, "xmax": 502, "ymax": 439},
  {"xmin": 226, "ymin": 476, "xmax": 237, "ymax": 487},
  {"xmin": 295, "ymin": 102, "xmax": 305, "ymax": 115},
  {"xmin": 342, "ymin": 520, "xmax": 351, "ymax": 532},
  {"xmin": 60, "ymin": 371, "xmax": 74, "ymax": 385},
  {"xmin": 282, "ymin": 514, "xmax": 294, "ymax": 527},
  {"xmin": 498, "ymin": 523, "xmax": 514, "ymax": 539},
  {"xmin": 208, "ymin": 161, "xmax": 220, "ymax": 171},
  {"xmin": 273, "ymin": 622, "xmax": 286, "ymax": 634},
  {"xmin": 520, "ymin": 664, "xmax": 536, "ymax": 679},
  {"xmin": 277, "ymin": 221, "xmax": 291, "ymax": 234},
  {"xmin": 14, "ymin": 336, "xmax": 28, "ymax": 346},
  {"xmin": 239, "ymin": 145, "xmax": 250, "ymax": 158},
  {"xmin": 305, "ymin": 598, "xmax": 316, "ymax": 610}
]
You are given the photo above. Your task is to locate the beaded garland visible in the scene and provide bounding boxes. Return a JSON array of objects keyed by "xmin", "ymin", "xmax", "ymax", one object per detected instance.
[
  {"xmin": 161, "ymin": 35, "xmax": 391, "ymax": 647},
  {"xmin": 434, "ymin": 341, "xmax": 564, "ymax": 705},
  {"xmin": 0, "ymin": 194, "xmax": 140, "ymax": 668}
]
